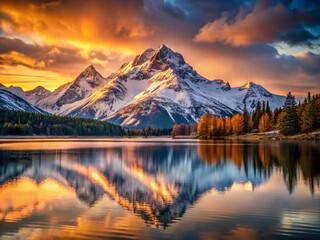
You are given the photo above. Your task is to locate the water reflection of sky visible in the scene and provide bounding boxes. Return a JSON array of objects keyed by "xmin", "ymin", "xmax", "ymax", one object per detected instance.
[{"xmin": 0, "ymin": 140, "xmax": 319, "ymax": 239}]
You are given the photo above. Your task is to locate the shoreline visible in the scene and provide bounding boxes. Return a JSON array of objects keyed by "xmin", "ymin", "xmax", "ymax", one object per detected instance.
[
  {"xmin": 226, "ymin": 130, "xmax": 320, "ymax": 141},
  {"xmin": 0, "ymin": 130, "xmax": 319, "ymax": 142},
  {"xmin": 175, "ymin": 130, "xmax": 320, "ymax": 141}
]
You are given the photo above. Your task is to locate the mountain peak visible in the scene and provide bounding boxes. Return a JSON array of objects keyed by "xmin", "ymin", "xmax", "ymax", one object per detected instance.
[
  {"xmin": 152, "ymin": 44, "xmax": 174, "ymax": 59},
  {"xmin": 239, "ymin": 82, "xmax": 272, "ymax": 97},
  {"xmin": 84, "ymin": 64, "xmax": 97, "ymax": 73},
  {"xmin": 157, "ymin": 44, "xmax": 170, "ymax": 52},
  {"xmin": 240, "ymin": 82, "xmax": 256, "ymax": 89},
  {"xmin": 130, "ymin": 44, "xmax": 185, "ymax": 71},
  {"xmin": 34, "ymin": 86, "xmax": 47, "ymax": 91},
  {"xmin": 26, "ymin": 86, "xmax": 51, "ymax": 94},
  {"xmin": 77, "ymin": 64, "xmax": 101, "ymax": 80}
]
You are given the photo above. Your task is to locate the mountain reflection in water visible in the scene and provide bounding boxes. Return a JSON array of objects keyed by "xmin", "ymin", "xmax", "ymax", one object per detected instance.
[{"xmin": 0, "ymin": 140, "xmax": 319, "ymax": 230}]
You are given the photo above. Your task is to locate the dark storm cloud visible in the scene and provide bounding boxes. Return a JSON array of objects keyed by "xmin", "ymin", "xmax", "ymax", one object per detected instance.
[{"xmin": 279, "ymin": 27, "xmax": 318, "ymax": 46}]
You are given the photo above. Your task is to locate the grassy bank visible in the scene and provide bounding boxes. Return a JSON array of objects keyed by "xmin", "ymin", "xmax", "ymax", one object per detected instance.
[
  {"xmin": 224, "ymin": 130, "xmax": 320, "ymax": 140},
  {"xmin": 173, "ymin": 130, "xmax": 320, "ymax": 140}
]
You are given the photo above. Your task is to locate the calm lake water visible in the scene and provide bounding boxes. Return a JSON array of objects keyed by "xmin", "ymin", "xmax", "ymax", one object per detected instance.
[{"xmin": 0, "ymin": 139, "xmax": 319, "ymax": 240}]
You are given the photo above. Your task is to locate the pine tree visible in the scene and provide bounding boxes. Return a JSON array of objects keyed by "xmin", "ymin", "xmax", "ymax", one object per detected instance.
[
  {"xmin": 272, "ymin": 108, "xmax": 280, "ymax": 128},
  {"xmin": 243, "ymin": 104, "xmax": 250, "ymax": 133},
  {"xmin": 266, "ymin": 101, "xmax": 272, "ymax": 118},
  {"xmin": 301, "ymin": 98, "xmax": 316, "ymax": 132},
  {"xmin": 301, "ymin": 107, "xmax": 311, "ymax": 132},
  {"xmin": 281, "ymin": 92, "xmax": 299, "ymax": 135},
  {"xmin": 315, "ymin": 98, "xmax": 320, "ymax": 129},
  {"xmin": 252, "ymin": 101, "xmax": 262, "ymax": 129}
]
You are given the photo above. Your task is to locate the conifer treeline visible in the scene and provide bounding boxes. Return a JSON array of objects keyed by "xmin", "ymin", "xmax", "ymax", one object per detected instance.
[
  {"xmin": 0, "ymin": 109, "xmax": 124, "ymax": 136},
  {"xmin": 172, "ymin": 92, "xmax": 320, "ymax": 138}
]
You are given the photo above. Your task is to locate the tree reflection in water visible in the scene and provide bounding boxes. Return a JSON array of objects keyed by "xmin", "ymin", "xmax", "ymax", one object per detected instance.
[{"xmin": 198, "ymin": 141, "xmax": 320, "ymax": 195}]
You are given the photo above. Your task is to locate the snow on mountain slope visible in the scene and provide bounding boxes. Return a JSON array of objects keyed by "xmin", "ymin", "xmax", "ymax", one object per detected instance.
[
  {"xmin": 0, "ymin": 65, "xmax": 110, "ymax": 115},
  {"xmin": 195, "ymin": 81, "xmax": 286, "ymax": 113},
  {"xmin": 0, "ymin": 89, "xmax": 47, "ymax": 114},
  {"xmin": 0, "ymin": 84, "xmax": 25, "ymax": 99},
  {"xmin": 25, "ymin": 86, "xmax": 52, "ymax": 105},
  {"xmin": 0, "ymin": 84, "xmax": 52, "ymax": 107},
  {"xmin": 17, "ymin": 65, "xmax": 110, "ymax": 114},
  {"xmin": 68, "ymin": 45, "xmax": 237, "ymax": 127},
  {"xmin": 230, "ymin": 82, "xmax": 285, "ymax": 111}
]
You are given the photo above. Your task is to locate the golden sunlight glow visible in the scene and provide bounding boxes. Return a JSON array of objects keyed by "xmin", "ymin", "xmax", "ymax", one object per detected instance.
[
  {"xmin": 0, "ymin": 65, "xmax": 72, "ymax": 91},
  {"xmin": 0, "ymin": 177, "xmax": 72, "ymax": 222},
  {"xmin": 126, "ymin": 166, "xmax": 176, "ymax": 202},
  {"xmin": 230, "ymin": 181, "xmax": 254, "ymax": 192}
]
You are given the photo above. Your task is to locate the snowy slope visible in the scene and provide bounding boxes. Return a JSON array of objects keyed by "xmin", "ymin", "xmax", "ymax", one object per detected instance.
[
  {"xmin": 25, "ymin": 86, "xmax": 52, "ymax": 105},
  {"xmin": 0, "ymin": 84, "xmax": 25, "ymax": 99},
  {"xmin": 68, "ymin": 45, "xmax": 237, "ymax": 127},
  {"xmin": 0, "ymin": 84, "xmax": 52, "ymax": 107},
  {"xmin": 0, "ymin": 89, "xmax": 47, "ymax": 114},
  {"xmin": 195, "ymin": 81, "xmax": 286, "ymax": 113},
  {"xmin": 19, "ymin": 65, "xmax": 110, "ymax": 114}
]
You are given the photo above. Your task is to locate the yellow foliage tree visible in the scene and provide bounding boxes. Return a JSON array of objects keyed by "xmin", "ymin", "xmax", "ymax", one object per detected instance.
[
  {"xmin": 197, "ymin": 114, "xmax": 210, "ymax": 138},
  {"xmin": 231, "ymin": 114, "xmax": 244, "ymax": 134},
  {"xmin": 258, "ymin": 113, "xmax": 271, "ymax": 132}
]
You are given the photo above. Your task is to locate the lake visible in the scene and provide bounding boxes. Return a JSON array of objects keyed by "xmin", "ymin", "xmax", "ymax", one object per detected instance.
[{"xmin": 0, "ymin": 139, "xmax": 319, "ymax": 239}]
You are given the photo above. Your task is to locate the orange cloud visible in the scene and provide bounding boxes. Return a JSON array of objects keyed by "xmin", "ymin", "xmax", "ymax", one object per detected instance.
[{"xmin": 0, "ymin": 0, "xmax": 156, "ymax": 53}]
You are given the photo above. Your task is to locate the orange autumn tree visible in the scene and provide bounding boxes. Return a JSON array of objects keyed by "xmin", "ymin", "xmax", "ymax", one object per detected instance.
[
  {"xmin": 198, "ymin": 113, "xmax": 245, "ymax": 137},
  {"xmin": 197, "ymin": 114, "xmax": 211, "ymax": 138},
  {"xmin": 231, "ymin": 114, "xmax": 244, "ymax": 135},
  {"xmin": 258, "ymin": 113, "xmax": 271, "ymax": 132}
]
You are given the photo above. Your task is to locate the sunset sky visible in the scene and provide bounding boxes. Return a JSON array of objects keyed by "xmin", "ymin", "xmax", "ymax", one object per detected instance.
[{"xmin": 0, "ymin": 0, "xmax": 319, "ymax": 97}]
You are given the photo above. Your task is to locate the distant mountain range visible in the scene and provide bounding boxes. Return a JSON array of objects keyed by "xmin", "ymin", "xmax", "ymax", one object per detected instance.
[
  {"xmin": 0, "ymin": 89, "xmax": 47, "ymax": 114},
  {"xmin": 0, "ymin": 45, "xmax": 286, "ymax": 128}
]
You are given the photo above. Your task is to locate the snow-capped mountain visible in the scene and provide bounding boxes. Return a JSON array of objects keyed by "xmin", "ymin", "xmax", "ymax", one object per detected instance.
[
  {"xmin": 67, "ymin": 45, "xmax": 239, "ymax": 127},
  {"xmin": 38, "ymin": 65, "xmax": 110, "ymax": 114},
  {"xmin": 0, "ymin": 45, "xmax": 286, "ymax": 128},
  {"xmin": 0, "ymin": 89, "xmax": 47, "ymax": 114},
  {"xmin": 1, "ymin": 65, "xmax": 110, "ymax": 114},
  {"xmin": 0, "ymin": 83, "xmax": 25, "ymax": 98},
  {"xmin": 65, "ymin": 45, "xmax": 285, "ymax": 128},
  {"xmin": 25, "ymin": 86, "xmax": 52, "ymax": 105},
  {"xmin": 0, "ymin": 83, "xmax": 52, "ymax": 106}
]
